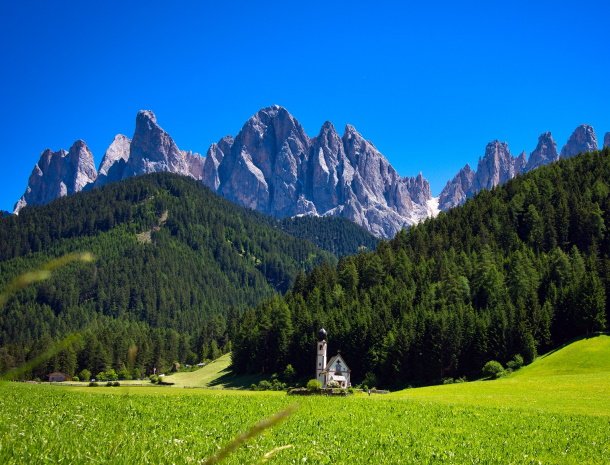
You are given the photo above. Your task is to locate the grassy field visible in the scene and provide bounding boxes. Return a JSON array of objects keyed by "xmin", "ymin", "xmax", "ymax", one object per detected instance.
[
  {"xmin": 161, "ymin": 354, "xmax": 233, "ymax": 387},
  {"xmin": 1, "ymin": 336, "xmax": 609, "ymax": 464},
  {"xmin": 160, "ymin": 354, "xmax": 264, "ymax": 389},
  {"xmin": 393, "ymin": 335, "xmax": 610, "ymax": 416}
]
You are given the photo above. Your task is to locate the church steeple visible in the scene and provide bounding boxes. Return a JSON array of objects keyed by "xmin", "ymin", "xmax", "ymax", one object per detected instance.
[{"xmin": 315, "ymin": 328, "xmax": 327, "ymax": 385}]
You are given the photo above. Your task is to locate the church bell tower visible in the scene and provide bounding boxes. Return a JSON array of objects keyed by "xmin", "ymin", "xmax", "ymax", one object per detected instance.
[{"xmin": 316, "ymin": 328, "xmax": 327, "ymax": 385}]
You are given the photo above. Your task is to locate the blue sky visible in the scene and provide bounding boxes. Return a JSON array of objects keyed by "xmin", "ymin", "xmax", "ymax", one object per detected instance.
[{"xmin": 1, "ymin": 1, "xmax": 609, "ymax": 212}]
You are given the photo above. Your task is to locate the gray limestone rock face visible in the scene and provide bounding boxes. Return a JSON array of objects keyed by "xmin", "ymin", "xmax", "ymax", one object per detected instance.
[
  {"xmin": 183, "ymin": 151, "xmax": 205, "ymax": 180},
  {"xmin": 438, "ymin": 164, "xmax": 475, "ymax": 210},
  {"xmin": 525, "ymin": 132, "xmax": 558, "ymax": 172},
  {"xmin": 202, "ymin": 136, "xmax": 233, "ymax": 191},
  {"xmin": 514, "ymin": 151, "xmax": 527, "ymax": 174},
  {"xmin": 95, "ymin": 134, "xmax": 131, "ymax": 187},
  {"xmin": 218, "ymin": 105, "xmax": 310, "ymax": 217},
  {"xmin": 604, "ymin": 132, "xmax": 610, "ymax": 149},
  {"xmin": 307, "ymin": 121, "xmax": 344, "ymax": 213},
  {"xmin": 123, "ymin": 110, "xmax": 191, "ymax": 178},
  {"xmin": 473, "ymin": 141, "xmax": 516, "ymax": 192},
  {"xmin": 14, "ymin": 140, "xmax": 98, "ymax": 213},
  {"xmin": 560, "ymin": 125, "xmax": 598, "ymax": 158}
]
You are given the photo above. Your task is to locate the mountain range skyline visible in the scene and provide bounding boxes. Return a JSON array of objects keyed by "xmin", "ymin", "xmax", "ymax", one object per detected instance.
[
  {"xmin": 12, "ymin": 104, "xmax": 609, "ymax": 237},
  {"xmin": 2, "ymin": 2, "xmax": 610, "ymax": 213}
]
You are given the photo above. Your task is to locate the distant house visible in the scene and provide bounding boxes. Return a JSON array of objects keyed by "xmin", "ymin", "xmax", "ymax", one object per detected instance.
[
  {"xmin": 48, "ymin": 372, "xmax": 68, "ymax": 382},
  {"xmin": 315, "ymin": 328, "xmax": 352, "ymax": 388}
]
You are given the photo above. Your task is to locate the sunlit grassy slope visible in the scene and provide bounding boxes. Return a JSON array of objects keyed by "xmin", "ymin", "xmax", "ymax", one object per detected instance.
[
  {"xmin": 392, "ymin": 335, "xmax": 610, "ymax": 416},
  {"xmin": 161, "ymin": 354, "xmax": 232, "ymax": 387},
  {"xmin": 161, "ymin": 353, "xmax": 265, "ymax": 389}
]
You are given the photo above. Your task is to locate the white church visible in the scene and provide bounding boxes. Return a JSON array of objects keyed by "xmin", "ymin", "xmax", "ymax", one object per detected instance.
[{"xmin": 315, "ymin": 328, "xmax": 351, "ymax": 388}]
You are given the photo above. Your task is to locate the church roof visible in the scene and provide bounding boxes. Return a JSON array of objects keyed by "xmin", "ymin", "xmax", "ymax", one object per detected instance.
[{"xmin": 325, "ymin": 353, "xmax": 351, "ymax": 372}]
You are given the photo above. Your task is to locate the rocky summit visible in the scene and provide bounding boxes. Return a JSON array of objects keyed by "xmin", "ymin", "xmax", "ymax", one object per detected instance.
[
  {"xmin": 560, "ymin": 124, "xmax": 598, "ymax": 158},
  {"xmin": 212, "ymin": 106, "xmax": 434, "ymax": 237},
  {"xmin": 14, "ymin": 140, "xmax": 97, "ymax": 213},
  {"xmin": 439, "ymin": 164, "xmax": 475, "ymax": 211},
  {"xmin": 439, "ymin": 124, "xmax": 604, "ymax": 211},
  {"xmin": 604, "ymin": 132, "xmax": 610, "ymax": 149},
  {"xmin": 14, "ymin": 106, "xmax": 435, "ymax": 237},
  {"xmin": 525, "ymin": 132, "xmax": 558, "ymax": 172}
]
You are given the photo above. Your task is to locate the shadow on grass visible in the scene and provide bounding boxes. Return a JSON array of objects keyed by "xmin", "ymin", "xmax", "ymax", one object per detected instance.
[{"xmin": 207, "ymin": 366, "xmax": 266, "ymax": 389}]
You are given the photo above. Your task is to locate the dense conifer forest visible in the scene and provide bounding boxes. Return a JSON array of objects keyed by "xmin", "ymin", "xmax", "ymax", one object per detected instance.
[
  {"xmin": 233, "ymin": 149, "xmax": 610, "ymax": 387},
  {"xmin": 0, "ymin": 173, "xmax": 377, "ymax": 379}
]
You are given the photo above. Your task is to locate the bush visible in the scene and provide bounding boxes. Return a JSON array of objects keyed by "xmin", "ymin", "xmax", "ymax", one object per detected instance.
[
  {"xmin": 482, "ymin": 360, "xmax": 505, "ymax": 379},
  {"xmin": 72, "ymin": 376, "xmax": 79, "ymax": 382},
  {"xmin": 112, "ymin": 381, "xmax": 120, "ymax": 387},
  {"xmin": 149, "ymin": 374, "xmax": 159, "ymax": 384},
  {"xmin": 327, "ymin": 380, "xmax": 341, "ymax": 388},
  {"xmin": 88, "ymin": 382, "xmax": 99, "ymax": 387},
  {"xmin": 106, "ymin": 381, "xmax": 113, "ymax": 387},
  {"xmin": 306, "ymin": 379, "xmax": 321, "ymax": 392},
  {"xmin": 507, "ymin": 354, "xmax": 524, "ymax": 371},
  {"xmin": 79, "ymin": 369, "xmax": 91, "ymax": 382}
]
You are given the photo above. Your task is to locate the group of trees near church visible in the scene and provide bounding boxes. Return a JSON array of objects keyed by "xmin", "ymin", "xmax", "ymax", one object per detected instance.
[
  {"xmin": 233, "ymin": 149, "xmax": 610, "ymax": 388},
  {"xmin": 2, "ymin": 173, "xmax": 375, "ymax": 378}
]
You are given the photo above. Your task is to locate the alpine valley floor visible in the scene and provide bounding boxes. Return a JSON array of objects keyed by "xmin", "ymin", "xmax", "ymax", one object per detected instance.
[{"xmin": 1, "ymin": 336, "xmax": 609, "ymax": 464}]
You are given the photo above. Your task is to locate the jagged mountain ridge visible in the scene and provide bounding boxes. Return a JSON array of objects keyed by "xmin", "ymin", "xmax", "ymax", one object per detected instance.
[
  {"xmin": 439, "ymin": 124, "xmax": 602, "ymax": 211},
  {"xmin": 15, "ymin": 106, "xmax": 435, "ymax": 238},
  {"xmin": 14, "ymin": 107, "xmax": 607, "ymax": 235}
]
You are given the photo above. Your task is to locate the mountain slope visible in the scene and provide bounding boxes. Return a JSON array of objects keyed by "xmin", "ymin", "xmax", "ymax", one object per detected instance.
[
  {"xmin": 233, "ymin": 148, "xmax": 610, "ymax": 386},
  {"xmin": 394, "ymin": 335, "xmax": 610, "ymax": 416},
  {"xmin": 0, "ymin": 172, "xmax": 335, "ymax": 378}
]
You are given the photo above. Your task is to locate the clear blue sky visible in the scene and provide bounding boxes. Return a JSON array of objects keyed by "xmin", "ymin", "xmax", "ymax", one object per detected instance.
[{"xmin": 1, "ymin": 1, "xmax": 609, "ymax": 212}]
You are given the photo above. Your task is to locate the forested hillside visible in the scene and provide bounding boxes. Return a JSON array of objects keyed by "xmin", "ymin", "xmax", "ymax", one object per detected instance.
[
  {"xmin": 279, "ymin": 216, "xmax": 378, "ymax": 257},
  {"xmin": 233, "ymin": 148, "xmax": 610, "ymax": 387},
  {"xmin": 0, "ymin": 173, "xmax": 338, "ymax": 379}
]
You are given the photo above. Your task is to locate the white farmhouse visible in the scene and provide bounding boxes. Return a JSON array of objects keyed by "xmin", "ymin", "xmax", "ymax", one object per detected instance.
[{"xmin": 315, "ymin": 328, "xmax": 351, "ymax": 388}]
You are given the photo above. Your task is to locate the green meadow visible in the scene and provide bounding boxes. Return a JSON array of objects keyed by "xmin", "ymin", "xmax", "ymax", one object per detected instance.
[{"xmin": 1, "ymin": 336, "xmax": 609, "ymax": 464}]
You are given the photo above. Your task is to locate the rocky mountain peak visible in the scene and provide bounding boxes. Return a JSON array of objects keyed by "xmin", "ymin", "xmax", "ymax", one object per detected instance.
[
  {"xmin": 473, "ymin": 140, "xmax": 515, "ymax": 191},
  {"xmin": 218, "ymin": 106, "xmax": 310, "ymax": 217},
  {"xmin": 99, "ymin": 134, "xmax": 131, "ymax": 176},
  {"xmin": 123, "ymin": 109, "xmax": 191, "ymax": 178},
  {"xmin": 604, "ymin": 132, "xmax": 610, "ymax": 149},
  {"xmin": 438, "ymin": 164, "xmax": 475, "ymax": 211},
  {"xmin": 14, "ymin": 141, "xmax": 98, "ymax": 213},
  {"xmin": 560, "ymin": 124, "xmax": 598, "ymax": 158},
  {"xmin": 525, "ymin": 131, "xmax": 558, "ymax": 172}
]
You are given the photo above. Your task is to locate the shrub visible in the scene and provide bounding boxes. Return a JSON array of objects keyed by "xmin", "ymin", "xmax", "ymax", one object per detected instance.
[
  {"xmin": 327, "ymin": 380, "xmax": 341, "ymax": 388},
  {"xmin": 79, "ymin": 369, "xmax": 91, "ymax": 382},
  {"xmin": 482, "ymin": 360, "xmax": 505, "ymax": 379},
  {"xmin": 88, "ymin": 382, "xmax": 99, "ymax": 387},
  {"xmin": 72, "ymin": 376, "xmax": 79, "ymax": 382},
  {"xmin": 149, "ymin": 374, "xmax": 159, "ymax": 384},
  {"xmin": 106, "ymin": 381, "xmax": 113, "ymax": 387},
  {"xmin": 112, "ymin": 381, "xmax": 120, "ymax": 387},
  {"xmin": 442, "ymin": 377, "xmax": 454, "ymax": 384},
  {"xmin": 507, "ymin": 354, "xmax": 524, "ymax": 371},
  {"xmin": 306, "ymin": 379, "xmax": 321, "ymax": 392}
]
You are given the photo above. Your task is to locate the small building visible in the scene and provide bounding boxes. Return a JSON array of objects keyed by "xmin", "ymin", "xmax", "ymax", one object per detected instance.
[
  {"xmin": 315, "ymin": 328, "xmax": 351, "ymax": 388},
  {"xmin": 48, "ymin": 372, "xmax": 68, "ymax": 382}
]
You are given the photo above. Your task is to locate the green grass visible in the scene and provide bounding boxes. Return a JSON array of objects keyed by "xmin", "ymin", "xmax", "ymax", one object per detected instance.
[
  {"xmin": 161, "ymin": 354, "xmax": 233, "ymax": 387},
  {"xmin": 1, "ymin": 336, "xmax": 609, "ymax": 464},
  {"xmin": 161, "ymin": 354, "xmax": 265, "ymax": 389},
  {"xmin": 392, "ymin": 335, "xmax": 610, "ymax": 417}
]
